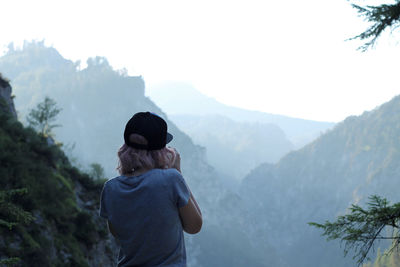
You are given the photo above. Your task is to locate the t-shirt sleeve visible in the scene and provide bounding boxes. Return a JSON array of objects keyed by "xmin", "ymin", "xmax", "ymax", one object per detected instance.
[
  {"xmin": 171, "ymin": 171, "xmax": 191, "ymax": 208},
  {"xmin": 99, "ymin": 182, "xmax": 109, "ymax": 219}
]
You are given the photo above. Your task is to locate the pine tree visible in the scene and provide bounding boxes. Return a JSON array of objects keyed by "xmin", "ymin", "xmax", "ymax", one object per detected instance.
[
  {"xmin": 88, "ymin": 163, "xmax": 105, "ymax": 180},
  {"xmin": 26, "ymin": 96, "xmax": 61, "ymax": 137},
  {"xmin": 350, "ymin": 0, "xmax": 400, "ymax": 51},
  {"xmin": 310, "ymin": 195, "xmax": 400, "ymax": 266}
]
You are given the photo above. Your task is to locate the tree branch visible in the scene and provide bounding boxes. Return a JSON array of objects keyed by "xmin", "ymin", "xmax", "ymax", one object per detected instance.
[{"xmin": 349, "ymin": 1, "xmax": 400, "ymax": 51}]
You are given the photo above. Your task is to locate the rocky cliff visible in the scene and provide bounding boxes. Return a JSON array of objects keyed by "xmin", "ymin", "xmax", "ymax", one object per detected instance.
[{"xmin": 0, "ymin": 74, "xmax": 16, "ymax": 117}]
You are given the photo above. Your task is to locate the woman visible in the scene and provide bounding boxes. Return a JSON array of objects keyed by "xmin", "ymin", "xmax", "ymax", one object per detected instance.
[{"xmin": 100, "ymin": 112, "xmax": 202, "ymax": 267}]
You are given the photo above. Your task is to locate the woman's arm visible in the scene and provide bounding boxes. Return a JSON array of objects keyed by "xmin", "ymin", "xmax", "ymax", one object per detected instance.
[
  {"xmin": 169, "ymin": 147, "xmax": 202, "ymax": 234},
  {"xmin": 179, "ymin": 192, "xmax": 202, "ymax": 234}
]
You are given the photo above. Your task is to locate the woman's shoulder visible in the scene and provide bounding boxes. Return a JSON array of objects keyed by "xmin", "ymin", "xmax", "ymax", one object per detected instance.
[
  {"xmin": 101, "ymin": 176, "xmax": 121, "ymax": 190},
  {"xmin": 161, "ymin": 168, "xmax": 184, "ymax": 180},
  {"xmin": 161, "ymin": 168, "xmax": 182, "ymax": 176},
  {"xmin": 147, "ymin": 168, "xmax": 184, "ymax": 184},
  {"xmin": 103, "ymin": 175, "xmax": 140, "ymax": 188}
]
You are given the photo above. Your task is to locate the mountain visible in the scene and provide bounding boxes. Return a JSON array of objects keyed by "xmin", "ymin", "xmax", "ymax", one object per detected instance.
[
  {"xmin": 147, "ymin": 82, "xmax": 335, "ymax": 148},
  {"xmin": 170, "ymin": 114, "xmax": 294, "ymax": 180},
  {"xmin": 239, "ymin": 94, "xmax": 400, "ymax": 266},
  {"xmin": 4, "ymin": 42, "xmax": 396, "ymax": 266},
  {"xmin": 0, "ymin": 42, "xmax": 280, "ymax": 266}
]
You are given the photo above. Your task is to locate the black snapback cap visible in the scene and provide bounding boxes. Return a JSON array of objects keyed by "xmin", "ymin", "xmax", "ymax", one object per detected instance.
[{"xmin": 124, "ymin": 112, "xmax": 173, "ymax": 150}]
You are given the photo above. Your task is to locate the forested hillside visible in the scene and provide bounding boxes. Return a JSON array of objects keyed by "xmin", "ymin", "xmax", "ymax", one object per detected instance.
[
  {"xmin": 0, "ymin": 75, "xmax": 116, "ymax": 266},
  {"xmin": 240, "ymin": 95, "xmax": 400, "ymax": 266},
  {"xmin": 0, "ymin": 42, "xmax": 279, "ymax": 266}
]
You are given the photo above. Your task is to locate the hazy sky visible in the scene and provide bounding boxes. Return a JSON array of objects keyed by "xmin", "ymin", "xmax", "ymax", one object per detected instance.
[{"xmin": 1, "ymin": 0, "xmax": 399, "ymax": 122}]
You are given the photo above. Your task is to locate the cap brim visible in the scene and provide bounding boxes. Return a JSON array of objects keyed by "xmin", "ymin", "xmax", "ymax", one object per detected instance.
[{"xmin": 166, "ymin": 132, "xmax": 173, "ymax": 144}]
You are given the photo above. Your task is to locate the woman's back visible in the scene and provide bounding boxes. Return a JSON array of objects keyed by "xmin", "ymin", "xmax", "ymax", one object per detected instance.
[
  {"xmin": 100, "ymin": 112, "xmax": 202, "ymax": 266},
  {"xmin": 100, "ymin": 168, "xmax": 190, "ymax": 267}
]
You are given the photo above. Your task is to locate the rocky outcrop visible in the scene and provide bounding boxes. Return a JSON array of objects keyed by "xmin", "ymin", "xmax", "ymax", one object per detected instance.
[
  {"xmin": 74, "ymin": 180, "xmax": 118, "ymax": 266},
  {"xmin": 0, "ymin": 73, "xmax": 17, "ymax": 118}
]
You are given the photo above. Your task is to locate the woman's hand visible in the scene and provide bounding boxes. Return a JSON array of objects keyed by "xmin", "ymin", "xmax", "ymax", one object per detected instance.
[
  {"xmin": 166, "ymin": 147, "xmax": 181, "ymax": 172},
  {"xmin": 172, "ymin": 148, "xmax": 181, "ymax": 172}
]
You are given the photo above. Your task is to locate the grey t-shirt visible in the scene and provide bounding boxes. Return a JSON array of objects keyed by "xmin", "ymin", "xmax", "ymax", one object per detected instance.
[{"xmin": 100, "ymin": 168, "xmax": 190, "ymax": 267}]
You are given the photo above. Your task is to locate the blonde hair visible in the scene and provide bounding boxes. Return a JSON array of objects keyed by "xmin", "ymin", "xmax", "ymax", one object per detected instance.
[{"xmin": 117, "ymin": 134, "xmax": 174, "ymax": 175}]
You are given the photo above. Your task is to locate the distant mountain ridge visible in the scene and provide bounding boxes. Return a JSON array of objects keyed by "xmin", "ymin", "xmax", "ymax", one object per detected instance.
[
  {"xmin": 147, "ymin": 82, "xmax": 335, "ymax": 148},
  {"xmin": 239, "ymin": 94, "xmax": 400, "ymax": 266},
  {"xmin": 170, "ymin": 113, "xmax": 294, "ymax": 180}
]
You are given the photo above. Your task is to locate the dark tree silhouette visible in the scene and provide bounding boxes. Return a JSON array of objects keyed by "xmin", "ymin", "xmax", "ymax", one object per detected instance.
[
  {"xmin": 350, "ymin": 0, "xmax": 400, "ymax": 51},
  {"xmin": 310, "ymin": 196, "xmax": 400, "ymax": 266}
]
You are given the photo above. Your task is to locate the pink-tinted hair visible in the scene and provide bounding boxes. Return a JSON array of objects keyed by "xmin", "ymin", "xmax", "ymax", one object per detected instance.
[{"xmin": 117, "ymin": 134, "xmax": 174, "ymax": 175}]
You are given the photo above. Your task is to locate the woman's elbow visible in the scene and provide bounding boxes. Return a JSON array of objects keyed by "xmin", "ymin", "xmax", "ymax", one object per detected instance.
[{"xmin": 183, "ymin": 218, "xmax": 203, "ymax": 234}]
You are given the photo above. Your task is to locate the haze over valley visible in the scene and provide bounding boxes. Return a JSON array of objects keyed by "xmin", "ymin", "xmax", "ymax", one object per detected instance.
[{"xmin": 148, "ymin": 83, "xmax": 334, "ymax": 181}]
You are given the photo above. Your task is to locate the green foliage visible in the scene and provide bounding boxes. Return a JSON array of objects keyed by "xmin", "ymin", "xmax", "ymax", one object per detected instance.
[
  {"xmin": 27, "ymin": 96, "xmax": 61, "ymax": 137},
  {"xmin": 88, "ymin": 163, "xmax": 105, "ymax": 180},
  {"xmin": 0, "ymin": 108, "xmax": 110, "ymax": 265},
  {"xmin": 0, "ymin": 188, "xmax": 33, "ymax": 230},
  {"xmin": 0, "ymin": 188, "xmax": 33, "ymax": 266},
  {"xmin": 350, "ymin": 1, "xmax": 400, "ymax": 51},
  {"xmin": 0, "ymin": 257, "xmax": 21, "ymax": 266},
  {"xmin": 310, "ymin": 195, "xmax": 400, "ymax": 266},
  {"xmin": 73, "ymin": 211, "xmax": 97, "ymax": 247}
]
